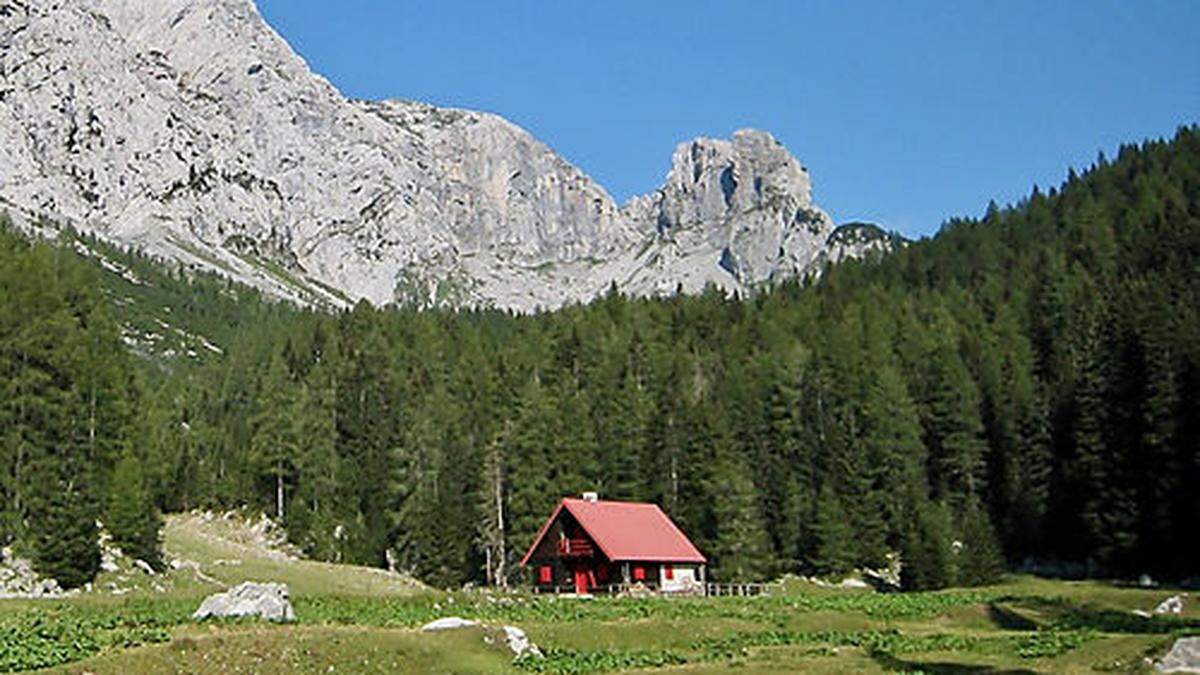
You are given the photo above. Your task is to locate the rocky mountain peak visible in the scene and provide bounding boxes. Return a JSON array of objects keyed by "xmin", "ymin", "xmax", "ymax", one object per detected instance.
[
  {"xmin": 642, "ymin": 128, "xmax": 814, "ymax": 234},
  {"xmin": 0, "ymin": 0, "xmax": 894, "ymax": 312}
]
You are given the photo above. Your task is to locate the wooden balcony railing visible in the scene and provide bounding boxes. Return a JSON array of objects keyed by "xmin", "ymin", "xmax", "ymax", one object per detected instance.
[{"xmin": 556, "ymin": 537, "xmax": 594, "ymax": 557}]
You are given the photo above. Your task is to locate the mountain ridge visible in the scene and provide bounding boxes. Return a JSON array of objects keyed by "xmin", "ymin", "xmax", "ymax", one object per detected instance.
[{"xmin": 0, "ymin": 0, "xmax": 897, "ymax": 311}]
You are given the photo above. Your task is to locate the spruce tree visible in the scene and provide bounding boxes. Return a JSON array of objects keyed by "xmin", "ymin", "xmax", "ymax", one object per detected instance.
[
  {"xmin": 707, "ymin": 426, "xmax": 772, "ymax": 582},
  {"xmin": 900, "ymin": 498, "xmax": 954, "ymax": 591},
  {"xmin": 27, "ymin": 440, "xmax": 100, "ymax": 588},
  {"xmin": 810, "ymin": 484, "xmax": 856, "ymax": 578},
  {"xmin": 923, "ymin": 343, "xmax": 988, "ymax": 506},
  {"xmin": 860, "ymin": 363, "xmax": 927, "ymax": 548},
  {"xmin": 106, "ymin": 449, "xmax": 164, "ymax": 570},
  {"xmin": 955, "ymin": 498, "xmax": 1005, "ymax": 587}
]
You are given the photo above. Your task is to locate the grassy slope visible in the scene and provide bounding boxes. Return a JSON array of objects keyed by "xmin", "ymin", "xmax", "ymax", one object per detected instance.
[{"xmin": 160, "ymin": 513, "xmax": 425, "ymax": 598}]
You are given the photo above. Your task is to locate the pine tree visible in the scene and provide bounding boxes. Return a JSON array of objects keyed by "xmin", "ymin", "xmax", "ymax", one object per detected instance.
[
  {"xmin": 250, "ymin": 353, "xmax": 299, "ymax": 520},
  {"xmin": 809, "ymin": 484, "xmax": 856, "ymax": 578},
  {"xmin": 504, "ymin": 374, "xmax": 559, "ymax": 580},
  {"xmin": 899, "ymin": 497, "xmax": 954, "ymax": 591},
  {"xmin": 106, "ymin": 449, "xmax": 164, "ymax": 570},
  {"xmin": 955, "ymin": 498, "xmax": 1005, "ymax": 587},
  {"xmin": 860, "ymin": 363, "xmax": 927, "ymax": 548},
  {"xmin": 288, "ymin": 361, "xmax": 346, "ymax": 561},
  {"xmin": 26, "ymin": 420, "xmax": 101, "ymax": 589},
  {"xmin": 923, "ymin": 343, "xmax": 988, "ymax": 506},
  {"xmin": 706, "ymin": 424, "xmax": 772, "ymax": 582}
]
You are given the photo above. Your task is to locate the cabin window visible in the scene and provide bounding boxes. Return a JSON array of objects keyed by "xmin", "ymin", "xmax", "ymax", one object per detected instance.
[
  {"xmin": 664, "ymin": 566, "xmax": 674, "ymax": 580},
  {"xmin": 539, "ymin": 565, "xmax": 552, "ymax": 584},
  {"xmin": 597, "ymin": 566, "xmax": 608, "ymax": 582},
  {"xmin": 633, "ymin": 565, "xmax": 645, "ymax": 581}
]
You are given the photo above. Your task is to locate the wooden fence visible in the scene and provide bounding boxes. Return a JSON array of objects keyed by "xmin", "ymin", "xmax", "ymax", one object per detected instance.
[
  {"xmin": 704, "ymin": 582, "xmax": 773, "ymax": 597},
  {"xmin": 531, "ymin": 582, "xmax": 776, "ymax": 597}
]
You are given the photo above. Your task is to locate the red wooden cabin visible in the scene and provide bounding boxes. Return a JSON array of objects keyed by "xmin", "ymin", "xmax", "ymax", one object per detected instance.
[{"xmin": 520, "ymin": 493, "xmax": 707, "ymax": 595}]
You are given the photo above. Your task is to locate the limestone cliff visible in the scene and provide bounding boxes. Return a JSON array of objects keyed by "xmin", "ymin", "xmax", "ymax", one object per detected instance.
[{"xmin": 0, "ymin": 0, "xmax": 896, "ymax": 311}]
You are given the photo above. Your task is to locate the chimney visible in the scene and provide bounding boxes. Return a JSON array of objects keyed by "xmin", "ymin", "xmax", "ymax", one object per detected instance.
[{"xmin": 581, "ymin": 491, "xmax": 599, "ymax": 503}]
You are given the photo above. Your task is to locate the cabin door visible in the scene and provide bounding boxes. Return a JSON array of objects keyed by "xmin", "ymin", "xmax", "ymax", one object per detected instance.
[{"xmin": 573, "ymin": 566, "xmax": 590, "ymax": 594}]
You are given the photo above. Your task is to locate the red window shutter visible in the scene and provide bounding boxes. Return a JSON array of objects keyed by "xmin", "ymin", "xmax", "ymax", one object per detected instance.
[
  {"xmin": 665, "ymin": 566, "xmax": 674, "ymax": 580},
  {"xmin": 633, "ymin": 565, "xmax": 645, "ymax": 581},
  {"xmin": 597, "ymin": 566, "xmax": 608, "ymax": 582},
  {"xmin": 539, "ymin": 565, "xmax": 552, "ymax": 584}
]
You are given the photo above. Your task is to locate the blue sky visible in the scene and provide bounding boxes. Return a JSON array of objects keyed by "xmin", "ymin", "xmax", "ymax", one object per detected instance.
[{"xmin": 257, "ymin": 0, "xmax": 1198, "ymax": 238}]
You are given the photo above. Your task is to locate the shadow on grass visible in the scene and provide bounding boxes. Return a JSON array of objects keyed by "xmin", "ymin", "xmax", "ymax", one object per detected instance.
[
  {"xmin": 985, "ymin": 604, "xmax": 1040, "ymax": 631},
  {"xmin": 869, "ymin": 651, "xmax": 1038, "ymax": 674},
  {"xmin": 1016, "ymin": 598, "xmax": 1200, "ymax": 634}
]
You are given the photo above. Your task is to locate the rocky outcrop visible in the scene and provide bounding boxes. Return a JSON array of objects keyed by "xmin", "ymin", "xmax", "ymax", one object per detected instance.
[
  {"xmin": 1155, "ymin": 595, "xmax": 1185, "ymax": 615},
  {"xmin": 0, "ymin": 547, "xmax": 63, "ymax": 598},
  {"xmin": 618, "ymin": 130, "xmax": 839, "ymax": 297},
  {"xmin": 500, "ymin": 625, "xmax": 543, "ymax": 659},
  {"xmin": 1157, "ymin": 637, "xmax": 1200, "ymax": 673},
  {"xmin": 193, "ymin": 581, "xmax": 295, "ymax": 621},
  {"xmin": 0, "ymin": 0, "xmax": 896, "ymax": 312}
]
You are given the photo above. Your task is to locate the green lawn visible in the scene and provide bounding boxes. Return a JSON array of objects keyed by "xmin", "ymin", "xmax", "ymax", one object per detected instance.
[
  {"xmin": 0, "ymin": 576, "xmax": 1189, "ymax": 674},
  {"xmin": 2, "ymin": 516, "xmax": 1195, "ymax": 673}
]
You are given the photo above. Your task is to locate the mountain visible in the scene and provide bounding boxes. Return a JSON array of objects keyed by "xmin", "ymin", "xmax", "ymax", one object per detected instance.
[{"xmin": 0, "ymin": 0, "xmax": 895, "ymax": 311}]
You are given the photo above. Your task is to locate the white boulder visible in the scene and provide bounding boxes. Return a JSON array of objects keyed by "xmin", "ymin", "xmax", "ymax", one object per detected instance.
[
  {"xmin": 1155, "ymin": 595, "xmax": 1185, "ymax": 615},
  {"xmin": 501, "ymin": 625, "xmax": 543, "ymax": 659},
  {"xmin": 1157, "ymin": 637, "xmax": 1200, "ymax": 673},
  {"xmin": 193, "ymin": 582, "xmax": 295, "ymax": 622},
  {"xmin": 421, "ymin": 617, "xmax": 479, "ymax": 632}
]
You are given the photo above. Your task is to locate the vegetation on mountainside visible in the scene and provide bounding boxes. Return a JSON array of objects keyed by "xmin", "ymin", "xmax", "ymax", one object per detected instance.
[{"xmin": 1, "ymin": 126, "xmax": 1197, "ymax": 591}]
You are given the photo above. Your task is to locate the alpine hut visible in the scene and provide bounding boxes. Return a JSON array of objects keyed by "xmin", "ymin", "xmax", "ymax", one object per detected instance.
[{"xmin": 520, "ymin": 492, "xmax": 707, "ymax": 595}]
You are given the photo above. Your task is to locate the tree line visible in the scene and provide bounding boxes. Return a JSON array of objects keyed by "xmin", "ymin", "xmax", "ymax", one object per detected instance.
[{"xmin": 1, "ymin": 126, "xmax": 1195, "ymax": 590}]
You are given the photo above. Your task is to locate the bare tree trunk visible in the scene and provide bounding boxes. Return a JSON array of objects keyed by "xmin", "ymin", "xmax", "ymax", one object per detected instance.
[
  {"xmin": 494, "ymin": 459, "xmax": 506, "ymax": 587},
  {"xmin": 276, "ymin": 465, "xmax": 285, "ymax": 520}
]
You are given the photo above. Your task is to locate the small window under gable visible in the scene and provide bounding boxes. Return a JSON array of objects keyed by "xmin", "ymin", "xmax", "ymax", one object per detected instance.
[{"xmin": 539, "ymin": 565, "xmax": 552, "ymax": 584}]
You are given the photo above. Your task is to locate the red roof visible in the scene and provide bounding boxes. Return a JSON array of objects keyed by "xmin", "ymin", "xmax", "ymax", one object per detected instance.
[{"xmin": 521, "ymin": 497, "xmax": 706, "ymax": 565}]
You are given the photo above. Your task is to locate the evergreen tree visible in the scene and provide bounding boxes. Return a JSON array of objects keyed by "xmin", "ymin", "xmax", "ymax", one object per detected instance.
[
  {"xmin": 26, "ymin": 382, "xmax": 101, "ymax": 589},
  {"xmin": 809, "ymin": 484, "xmax": 856, "ymax": 578},
  {"xmin": 106, "ymin": 449, "xmax": 164, "ymax": 570},
  {"xmin": 955, "ymin": 498, "xmax": 1005, "ymax": 587},
  {"xmin": 900, "ymin": 498, "xmax": 954, "ymax": 591},
  {"xmin": 250, "ymin": 353, "xmax": 298, "ymax": 520},
  {"xmin": 860, "ymin": 363, "xmax": 926, "ymax": 548},
  {"xmin": 923, "ymin": 342, "xmax": 988, "ymax": 506},
  {"xmin": 706, "ymin": 422, "xmax": 772, "ymax": 582}
]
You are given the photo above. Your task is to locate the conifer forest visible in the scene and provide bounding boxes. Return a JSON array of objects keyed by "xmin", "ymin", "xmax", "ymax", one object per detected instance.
[{"xmin": 1, "ymin": 127, "xmax": 1197, "ymax": 591}]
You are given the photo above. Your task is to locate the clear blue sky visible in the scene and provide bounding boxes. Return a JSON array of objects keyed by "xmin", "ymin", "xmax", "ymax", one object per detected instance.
[{"xmin": 257, "ymin": 0, "xmax": 1198, "ymax": 238}]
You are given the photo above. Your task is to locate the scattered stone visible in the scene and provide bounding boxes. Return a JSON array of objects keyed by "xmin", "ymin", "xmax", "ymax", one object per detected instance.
[
  {"xmin": 840, "ymin": 578, "xmax": 871, "ymax": 589},
  {"xmin": 1133, "ymin": 609, "xmax": 1153, "ymax": 618},
  {"xmin": 1140, "ymin": 574, "xmax": 1157, "ymax": 588},
  {"xmin": 193, "ymin": 582, "xmax": 295, "ymax": 622},
  {"xmin": 1155, "ymin": 595, "xmax": 1185, "ymax": 615},
  {"xmin": 1157, "ymin": 637, "xmax": 1200, "ymax": 673},
  {"xmin": 0, "ymin": 547, "xmax": 63, "ymax": 598},
  {"xmin": 133, "ymin": 559, "xmax": 156, "ymax": 575},
  {"xmin": 500, "ymin": 625, "xmax": 542, "ymax": 659},
  {"xmin": 421, "ymin": 617, "xmax": 479, "ymax": 632}
]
